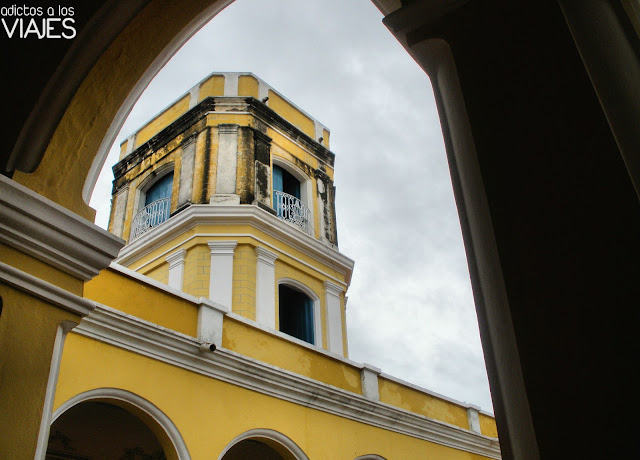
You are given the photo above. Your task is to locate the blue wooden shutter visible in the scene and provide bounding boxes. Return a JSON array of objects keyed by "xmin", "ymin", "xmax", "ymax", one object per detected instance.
[
  {"xmin": 273, "ymin": 165, "xmax": 283, "ymax": 208},
  {"xmin": 145, "ymin": 172, "xmax": 174, "ymax": 206},
  {"xmin": 302, "ymin": 296, "xmax": 314, "ymax": 344}
]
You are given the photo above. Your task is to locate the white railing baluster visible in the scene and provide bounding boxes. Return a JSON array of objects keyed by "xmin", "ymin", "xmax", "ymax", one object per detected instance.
[
  {"xmin": 130, "ymin": 198, "xmax": 171, "ymax": 240},
  {"xmin": 274, "ymin": 191, "xmax": 312, "ymax": 234}
]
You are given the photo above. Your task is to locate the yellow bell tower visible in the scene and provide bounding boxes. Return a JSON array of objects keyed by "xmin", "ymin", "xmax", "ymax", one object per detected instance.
[{"xmin": 109, "ymin": 72, "xmax": 351, "ymax": 355}]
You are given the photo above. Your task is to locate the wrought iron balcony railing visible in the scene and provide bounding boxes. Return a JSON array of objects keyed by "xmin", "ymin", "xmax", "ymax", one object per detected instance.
[
  {"xmin": 274, "ymin": 190, "xmax": 312, "ymax": 235},
  {"xmin": 130, "ymin": 198, "xmax": 171, "ymax": 241}
]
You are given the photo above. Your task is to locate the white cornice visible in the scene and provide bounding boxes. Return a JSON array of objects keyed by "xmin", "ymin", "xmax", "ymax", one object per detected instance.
[
  {"xmin": 0, "ymin": 261, "xmax": 94, "ymax": 317},
  {"xmin": 116, "ymin": 205, "xmax": 354, "ymax": 283},
  {"xmin": 75, "ymin": 304, "xmax": 500, "ymax": 459},
  {"xmin": 0, "ymin": 175, "xmax": 124, "ymax": 280}
]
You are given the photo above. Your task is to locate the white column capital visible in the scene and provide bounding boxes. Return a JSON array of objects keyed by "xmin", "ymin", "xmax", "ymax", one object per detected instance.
[
  {"xmin": 165, "ymin": 249, "xmax": 187, "ymax": 268},
  {"xmin": 324, "ymin": 280, "xmax": 343, "ymax": 297},
  {"xmin": 208, "ymin": 241, "xmax": 238, "ymax": 254},
  {"xmin": 255, "ymin": 246, "xmax": 278, "ymax": 266}
]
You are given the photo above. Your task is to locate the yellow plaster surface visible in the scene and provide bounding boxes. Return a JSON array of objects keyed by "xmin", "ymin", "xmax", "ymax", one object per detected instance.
[
  {"xmin": 268, "ymin": 90, "xmax": 315, "ymax": 138},
  {"xmin": 479, "ymin": 413, "xmax": 499, "ymax": 438},
  {"xmin": 84, "ymin": 268, "xmax": 197, "ymax": 337},
  {"xmin": 0, "ymin": 285, "xmax": 81, "ymax": 459},
  {"xmin": 378, "ymin": 377, "xmax": 470, "ymax": 431},
  {"xmin": 1, "ymin": 243, "xmax": 83, "ymax": 295},
  {"xmin": 238, "ymin": 75, "xmax": 259, "ymax": 98},
  {"xmin": 135, "ymin": 94, "xmax": 190, "ymax": 147},
  {"xmin": 54, "ymin": 333, "xmax": 495, "ymax": 460},
  {"xmin": 231, "ymin": 244, "xmax": 256, "ymax": 319},
  {"xmin": 223, "ymin": 316, "xmax": 360, "ymax": 394},
  {"xmin": 198, "ymin": 74, "xmax": 225, "ymax": 101}
]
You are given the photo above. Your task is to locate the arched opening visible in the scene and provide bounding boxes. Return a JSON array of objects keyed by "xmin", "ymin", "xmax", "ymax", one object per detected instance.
[
  {"xmin": 130, "ymin": 164, "xmax": 175, "ymax": 240},
  {"xmin": 277, "ymin": 279, "xmax": 322, "ymax": 347},
  {"xmin": 218, "ymin": 429, "xmax": 308, "ymax": 460},
  {"xmin": 46, "ymin": 401, "xmax": 167, "ymax": 460},
  {"xmin": 270, "ymin": 158, "xmax": 314, "ymax": 236},
  {"xmin": 48, "ymin": 389, "xmax": 189, "ymax": 460},
  {"xmin": 279, "ymin": 283, "xmax": 315, "ymax": 344}
]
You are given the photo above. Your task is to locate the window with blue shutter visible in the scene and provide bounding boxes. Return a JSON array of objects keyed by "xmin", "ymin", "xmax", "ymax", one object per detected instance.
[
  {"xmin": 145, "ymin": 172, "xmax": 174, "ymax": 206},
  {"xmin": 279, "ymin": 284, "xmax": 314, "ymax": 344}
]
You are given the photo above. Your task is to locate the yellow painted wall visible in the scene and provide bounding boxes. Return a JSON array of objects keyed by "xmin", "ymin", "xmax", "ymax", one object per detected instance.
[
  {"xmin": 238, "ymin": 75, "xmax": 259, "ymax": 98},
  {"xmin": 0, "ymin": 284, "xmax": 81, "ymax": 459},
  {"xmin": 0, "ymin": 243, "xmax": 83, "ymax": 295},
  {"xmin": 198, "ymin": 74, "xmax": 225, "ymax": 101},
  {"xmin": 378, "ymin": 377, "xmax": 470, "ymax": 431},
  {"xmin": 182, "ymin": 245, "xmax": 210, "ymax": 298},
  {"xmin": 84, "ymin": 268, "xmax": 197, "ymax": 337},
  {"xmin": 54, "ymin": 333, "xmax": 495, "ymax": 460},
  {"xmin": 268, "ymin": 90, "xmax": 315, "ymax": 138},
  {"xmin": 143, "ymin": 261, "xmax": 169, "ymax": 285},
  {"xmin": 134, "ymin": 95, "xmax": 191, "ymax": 147},
  {"xmin": 231, "ymin": 244, "xmax": 256, "ymax": 320},
  {"xmin": 479, "ymin": 413, "xmax": 499, "ymax": 438}
]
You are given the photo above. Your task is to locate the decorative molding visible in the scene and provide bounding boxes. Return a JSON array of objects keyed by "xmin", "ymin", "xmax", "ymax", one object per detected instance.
[
  {"xmin": 165, "ymin": 249, "xmax": 187, "ymax": 268},
  {"xmin": 115, "ymin": 205, "xmax": 354, "ymax": 284},
  {"xmin": 52, "ymin": 388, "xmax": 191, "ymax": 460},
  {"xmin": 74, "ymin": 305, "xmax": 501, "ymax": 459},
  {"xmin": 0, "ymin": 261, "xmax": 95, "ymax": 316},
  {"xmin": 255, "ymin": 246, "xmax": 278, "ymax": 266},
  {"xmin": 217, "ymin": 428, "xmax": 309, "ymax": 460},
  {"xmin": 324, "ymin": 280, "xmax": 343, "ymax": 297},
  {"xmin": 0, "ymin": 175, "xmax": 124, "ymax": 280},
  {"xmin": 207, "ymin": 240, "xmax": 238, "ymax": 254},
  {"xmin": 166, "ymin": 249, "xmax": 187, "ymax": 291}
]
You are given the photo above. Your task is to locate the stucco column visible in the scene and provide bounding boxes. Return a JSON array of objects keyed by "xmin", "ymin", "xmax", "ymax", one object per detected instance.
[
  {"xmin": 324, "ymin": 280, "xmax": 344, "ymax": 355},
  {"xmin": 165, "ymin": 249, "xmax": 186, "ymax": 290},
  {"xmin": 111, "ymin": 185, "xmax": 129, "ymax": 238},
  {"xmin": 255, "ymin": 246, "xmax": 278, "ymax": 329},
  {"xmin": 177, "ymin": 135, "xmax": 196, "ymax": 208},
  {"xmin": 208, "ymin": 241, "xmax": 237, "ymax": 310},
  {"xmin": 215, "ymin": 124, "xmax": 238, "ymax": 195}
]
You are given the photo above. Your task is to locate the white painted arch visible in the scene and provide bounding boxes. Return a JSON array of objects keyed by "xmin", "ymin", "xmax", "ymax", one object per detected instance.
[
  {"xmin": 51, "ymin": 388, "xmax": 190, "ymax": 460},
  {"xmin": 217, "ymin": 428, "xmax": 309, "ymax": 460}
]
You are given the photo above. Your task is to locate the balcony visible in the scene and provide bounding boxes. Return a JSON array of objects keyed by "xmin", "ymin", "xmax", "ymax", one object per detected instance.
[
  {"xmin": 273, "ymin": 190, "xmax": 312, "ymax": 235},
  {"xmin": 130, "ymin": 198, "xmax": 171, "ymax": 241}
]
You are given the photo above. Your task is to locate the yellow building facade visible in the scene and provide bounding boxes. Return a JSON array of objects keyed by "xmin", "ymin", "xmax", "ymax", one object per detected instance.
[{"xmin": 1, "ymin": 71, "xmax": 499, "ymax": 460}]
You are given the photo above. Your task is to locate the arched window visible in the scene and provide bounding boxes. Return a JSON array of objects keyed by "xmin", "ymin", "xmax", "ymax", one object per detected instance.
[
  {"xmin": 272, "ymin": 162, "xmax": 312, "ymax": 234},
  {"xmin": 279, "ymin": 284, "xmax": 315, "ymax": 344},
  {"xmin": 130, "ymin": 169, "xmax": 174, "ymax": 240}
]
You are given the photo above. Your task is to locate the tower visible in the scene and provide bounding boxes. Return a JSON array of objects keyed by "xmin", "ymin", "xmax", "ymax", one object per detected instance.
[
  {"xmin": 39, "ymin": 72, "xmax": 498, "ymax": 459},
  {"xmin": 109, "ymin": 72, "xmax": 352, "ymax": 356}
]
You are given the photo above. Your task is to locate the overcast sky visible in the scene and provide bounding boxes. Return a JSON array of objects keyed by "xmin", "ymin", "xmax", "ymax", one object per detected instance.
[{"xmin": 90, "ymin": 0, "xmax": 493, "ymax": 412}]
